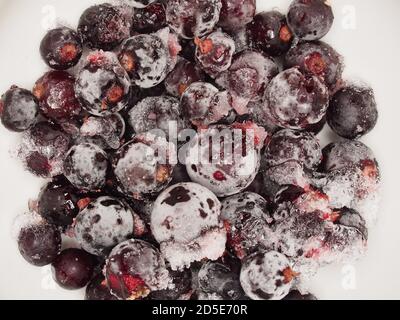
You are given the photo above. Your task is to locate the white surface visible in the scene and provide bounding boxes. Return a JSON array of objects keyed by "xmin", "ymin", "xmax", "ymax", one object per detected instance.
[{"xmin": 0, "ymin": 0, "xmax": 399, "ymax": 300}]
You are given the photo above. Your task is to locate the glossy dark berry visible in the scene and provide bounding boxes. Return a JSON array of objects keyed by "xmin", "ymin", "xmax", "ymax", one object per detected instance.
[
  {"xmin": 165, "ymin": 58, "xmax": 206, "ymax": 97},
  {"xmin": 327, "ymin": 85, "xmax": 378, "ymax": 139},
  {"xmin": 52, "ymin": 248, "xmax": 96, "ymax": 290},
  {"xmin": 0, "ymin": 86, "xmax": 39, "ymax": 132},
  {"xmin": 78, "ymin": 4, "xmax": 131, "ymax": 51},
  {"xmin": 283, "ymin": 290, "xmax": 317, "ymax": 300},
  {"xmin": 38, "ymin": 175, "xmax": 80, "ymax": 227},
  {"xmin": 18, "ymin": 221, "xmax": 61, "ymax": 266},
  {"xmin": 218, "ymin": 0, "xmax": 256, "ymax": 31},
  {"xmin": 287, "ymin": 0, "xmax": 334, "ymax": 41},
  {"xmin": 119, "ymin": 35, "xmax": 168, "ymax": 89},
  {"xmin": 75, "ymin": 51, "xmax": 131, "ymax": 116},
  {"xmin": 75, "ymin": 196, "xmax": 144, "ymax": 256},
  {"xmin": 40, "ymin": 27, "xmax": 83, "ymax": 70},
  {"xmin": 19, "ymin": 122, "xmax": 72, "ymax": 178},
  {"xmin": 132, "ymin": 3, "xmax": 166, "ymax": 33},
  {"xmin": 85, "ymin": 274, "xmax": 117, "ymax": 300},
  {"xmin": 166, "ymin": 0, "xmax": 222, "ymax": 39},
  {"xmin": 195, "ymin": 30, "xmax": 235, "ymax": 78},
  {"xmin": 264, "ymin": 129, "xmax": 322, "ymax": 170},
  {"xmin": 265, "ymin": 68, "xmax": 329, "ymax": 129},
  {"xmin": 149, "ymin": 268, "xmax": 192, "ymax": 300},
  {"xmin": 33, "ymin": 71, "xmax": 82, "ymax": 122},
  {"xmin": 64, "ymin": 143, "xmax": 109, "ymax": 192},
  {"xmin": 247, "ymin": 11, "xmax": 293, "ymax": 57},
  {"xmin": 285, "ymin": 41, "xmax": 343, "ymax": 90}
]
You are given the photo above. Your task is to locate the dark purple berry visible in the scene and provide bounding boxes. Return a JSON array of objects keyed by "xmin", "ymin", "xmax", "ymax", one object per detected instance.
[
  {"xmin": 0, "ymin": 86, "xmax": 39, "ymax": 132},
  {"xmin": 327, "ymin": 84, "xmax": 378, "ymax": 139},
  {"xmin": 85, "ymin": 274, "xmax": 117, "ymax": 300},
  {"xmin": 40, "ymin": 27, "xmax": 83, "ymax": 70},
  {"xmin": 132, "ymin": 3, "xmax": 166, "ymax": 33},
  {"xmin": 33, "ymin": 71, "xmax": 82, "ymax": 122},
  {"xmin": 18, "ymin": 221, "xmax": 61, "ymax": 266},
  {"xmin": 303, "ymin": 115, "xmax": 326, "ymax": 135},
  {"xmin": 218, "ymin": 0, "xmax": 256, "ymax": 31},
  {"xmin": 19, "ymin": 122, "xmax": 72, "ymax": 178},
  {"xmin": 166, "ymin": 0, "xmax": 222, "ymax": 39},
  {"xmin": 64, "ymin": 143, "xmax": 109, "ymax": 192},
  {"xmin": 149, "ymin": 268, "xmax": 192, "ymax": 300},
  {"xmin": 264, "ymin": 129, "xmax": 322, "ymax": 170},
  {"xmin": 247, "ymin": 11, "xmax": 293, "ymax": 57},
  {"xmin": 75, "ymin": 51, "xmax": 131, "ymax": 116},
  {"xmin": 165, "ymin": 58, "xmax": 206, "ymax": 97},
  {"xmin": 51, "ymin": 248, "xmax": 96, "ymax": 290},
  {"xmin": 265, "ymin": 68, "xmax": 329, "ymax": 129},
  {"xmin": 38, "ymin": 175, "xmax": 80, "ymax": 227},
  {"xmin": 285, "ymin": 41, "xmax": 344, "ymax": 91},
  {"xmin": 287, "ymin": 0, "xmax": 334, "ymax": 41},
  {"xmin": 78, "ymin": 4, "xmax": 131, "ymax": 51},
  {"xmin": 283, "ymin": 290, "xmax": 317, "ymax": 300}
]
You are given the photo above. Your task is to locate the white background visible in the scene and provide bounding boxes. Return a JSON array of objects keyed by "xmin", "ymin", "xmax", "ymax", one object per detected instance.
[{"xmin": 0, "ymin": 0, "xmax": 399, "ymax": 300}]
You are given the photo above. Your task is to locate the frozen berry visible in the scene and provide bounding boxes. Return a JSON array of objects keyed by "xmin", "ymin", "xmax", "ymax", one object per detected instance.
[
  {"xmin": 79, "ymin": 113, "xmax": 126, "ymax": 150},
  {"xmin": 127, "ymin": 0, "xmax": 157, "ymax": 8},
  {"xmin": 327, "ymin": 84, "xmax": 378, "ymax": 139},
  {"xmin": 185, "ymin": 123, "xmax": 266, "ymax": 197},
  {"xmin": 264, "ymin": 160, "xmax": 311, "ymax": 190},
  {"xmin": 285, "ymin": 41, "xmax": 343, "ymax": 90},
  {"xmin": 75, "ymin": 51, "xmax": 131, "ymax": 116},
  {"xmin": 336, "ymin": 207, "xmax": 368, "ymax": 240},
  {"xmin": 216, "ymin": 50, "xmax": 279, "ymax": 114},
  {"xmin": 18, "ymin": 220, "xmax": 61, "ymax": 266},
  {"xmin": 78, "ymin": 4, "xmax": 131, "ymax": 51},
  {"xmin": 221, "ymin": 192, "xmax": 273, "ymax": 259},
  {"xmin": 132, "ymin": 2, "xmax": 166, "ymax": 33},
  {"xmin": 75, "ymin": 196, "xmax": 145, "ymax": 256},
  {"xmin": 19, "ymin": 122, "xmax": 71, "ymax": 178},
  {"xmin": 283, "ymin": 290, "xmax": 317, "ymax": 300},
  {"xmin": 154, "ymin": 27, "xmax": 182, "ymax": 74},
  {"xmin": 287, "ymin": 0, "xmax": 334, "ymax": 41},
  {"xmin": 105, "ymin": 239, "xmax": 171, "ymax": 300},
  {"xmin": 52, "ymin": 248, "xmax": 96, "ymax": 290},
  {"xmin": 151, "ymin": 182, "xmax": 226, "ymax": 270},
  {"xmin": 149, "ymin": 268, "xmax": 192, "ymax": 300},
  {"xmin": 85, "ymin": 274, "xmax": 117, "ymax": 300},
  {"xmin": 33, "ymin": 71, "xmax": 82, "ymax": 122},
  {"xmin": 218, "ymin": 0, "xmax": 256, "ymax": 31},
  {"xmin": 265, "ymin": 68, "xmax": 329, "ymax": 129},
  {"xmin": 247, "ymin": 11, "xmax": 293, "ymax": 57},
  {"xmin": 197, "ymin": 261, "xmax": 246, "ymax": 300},
  {"xmin": 113, "ymin": 132, "xmax": 176, "ymax": 199},
  {"xmin": 195, "ymin": 31, "xmax": 235, "ymax": 78},
  {"xmin": 247, "ymin": 100, "xmax": 280, "ymax": 133},
  {"xmin": 264, "ymin": 129, "xmax": 322, "ymax": 170},
  {"xmin": 37, "ymin": 176, "xmax": 80, "ymax": 227},
  {"xmin": 0, "ymin": 86, "xmax": 39, "ymax": 132},
  {"xmin": 128, "ymin": 95, "xmax": 186, "ymax": 136},
  {"xmin": 165, "ymin": 58, "xmax": 206, "ymax": 97},
  {"xmin": 166, "ymin": 0, "xmax": 222, "ymax": 39},
  {"xmin": 119, "ymin": 34, "xmax": 168, "ymax": 88},
  {"xmin": 240, "ymin": 251, "xmax": 296, "ymax": 300},
  {"xmin": 40, "ymin": 27, "xmax": 83, "ymax": 70},
  {"xmin": 321, "ymin": 140, "xmax": 378, "ymax": 173},
  {"xmin": 64, "ymin": 143, "xmax": 109, "ymax": 192}
]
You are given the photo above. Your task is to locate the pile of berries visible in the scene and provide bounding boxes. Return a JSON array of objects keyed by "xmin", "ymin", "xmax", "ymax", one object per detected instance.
[{"xmin": 1, "ymin": 0, "xmax": 380, "ymax": 300}]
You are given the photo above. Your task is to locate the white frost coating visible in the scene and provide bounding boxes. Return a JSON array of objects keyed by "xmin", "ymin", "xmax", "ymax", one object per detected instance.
[
  {"xmin": 154, "ymin": 27, "xmax": 182, "ymax": 73},
  {"xmin": 125, "ymin": 0, "xmax": 157, "ymax": 8},
  {"xmin": 240, "ymin": 251, "xmax": 292, "ymax": 300},
  {"xmin": 11, "ymin": 212, "xmax": 44, "ymax": 240},
  {"xmin": 266, "ymin": 160, "xmax": 310, "ymax": 189}
]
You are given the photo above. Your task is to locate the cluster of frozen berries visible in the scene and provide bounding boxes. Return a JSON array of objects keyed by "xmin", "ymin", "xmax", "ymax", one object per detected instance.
[{"xmin": 1, "ymin": 0, "xmax": 380, "ymax": 300}]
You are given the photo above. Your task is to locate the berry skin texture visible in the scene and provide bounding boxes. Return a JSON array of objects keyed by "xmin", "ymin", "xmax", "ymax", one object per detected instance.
[
  {"xmin": 40, "ymin": 27, "xmax": 83, "ymax": 70},
  {"xmin": 132, "ymin": 2, "xmax": 166, "ymax": 33},
  {"xmin": 37, "ymin": 176, "xmax": 80, "ymax": 228},
  {"xmin": 327, "ymin": 85, "xmax": 378, "ymax": 139},
  {"xmin": 265, "ymin": 68, "xmax": 329, "ymax": 130},
  {"xmin": 51, "ymin": 248, "xmax": 96, "ymax": 290},
  {"xmin": 287, "ymin": 0, "xmax": 334, "ymax": 41},
  {"xmin": 218, "ymin": 0, "xmax": 256, "ymax": 31},
  {"xmin": 33, "ymin": 71, "xmax": 82, "ymax": 122},
  {"xmin": 247, "ymin": 11, "xmax": 293, "ymax": 57},
  {"xmin": 0, "ymin": 86, "xmax": 39, "ymax": 132},
  {"xmin": 78, "ymin": 4, "xmax": 131, "ymax": 51},
  {"xmin": 63, "ymin": 143, "xmax": 109, "ymax": 192},
  {"xmin": 285, "ymin": 41, "xmax": 343, "ymax": 91},
  {"xmin": 85, "ymin": 274, "xmax": 117, "ymax": 300},
  {"xmin": 18, "ymin": 222, "xmax": 61, "ymax": 266}
]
